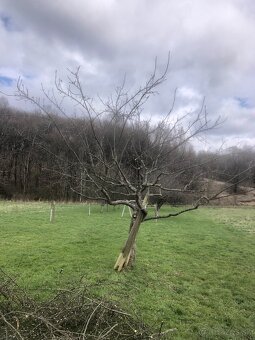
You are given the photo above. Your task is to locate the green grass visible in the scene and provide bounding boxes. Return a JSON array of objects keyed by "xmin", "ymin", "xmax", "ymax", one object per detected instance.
[{"xmin": 0, "ymin": 201, "xmax": 255, "ymax": 339}]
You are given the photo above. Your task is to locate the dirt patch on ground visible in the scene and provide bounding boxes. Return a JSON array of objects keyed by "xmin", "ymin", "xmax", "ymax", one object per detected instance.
[{"xmin": 203, "ymin": 179, "xmax": 255, "ymax": 206}]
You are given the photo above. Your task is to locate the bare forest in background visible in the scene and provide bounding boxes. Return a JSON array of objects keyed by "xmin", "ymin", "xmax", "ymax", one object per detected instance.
[{"xmin": 0, "ymin": 99, "xmax": 254, "ymax": 203}]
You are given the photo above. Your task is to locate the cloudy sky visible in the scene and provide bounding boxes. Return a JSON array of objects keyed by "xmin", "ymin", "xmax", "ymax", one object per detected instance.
[{"xmin": 0, "ymin": 0, "xmax": 254, "ymax": 150}]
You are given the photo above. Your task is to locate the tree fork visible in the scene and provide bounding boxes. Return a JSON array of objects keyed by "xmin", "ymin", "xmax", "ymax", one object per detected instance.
[{"xmin": 114, "ymin": 209, "xmax": 146, "ymax": 271}]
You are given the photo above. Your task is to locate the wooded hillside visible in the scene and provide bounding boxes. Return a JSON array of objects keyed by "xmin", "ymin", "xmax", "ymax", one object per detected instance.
[{"xmin": 0, "ymin": 102, "xmax": 254, "ymax": 202}]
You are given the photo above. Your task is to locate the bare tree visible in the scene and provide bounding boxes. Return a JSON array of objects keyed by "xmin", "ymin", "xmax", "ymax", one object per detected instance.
[{"xmin": 11, "ymin": 61, "xmax": 254, "ymax": 271}]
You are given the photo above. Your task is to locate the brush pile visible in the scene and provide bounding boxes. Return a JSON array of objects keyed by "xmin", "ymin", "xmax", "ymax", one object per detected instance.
[{"xmin": 0, "ymin": 271, "xmax": 165, "ymax": 339}]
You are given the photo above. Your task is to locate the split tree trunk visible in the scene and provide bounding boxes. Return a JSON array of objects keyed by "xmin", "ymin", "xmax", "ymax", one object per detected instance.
[{"xmin": 114, "ymin": 209, "xmax": 146, "ymax": 271}]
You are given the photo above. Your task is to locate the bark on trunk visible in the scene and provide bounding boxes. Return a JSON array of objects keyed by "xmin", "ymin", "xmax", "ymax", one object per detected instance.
[
  {"xmin": 126, "ymin": 214, "xmax": 137, "ymax": 268},
  {"xmin": 114, "ymin": 209, "xmax": 146, "ymax": 271}
]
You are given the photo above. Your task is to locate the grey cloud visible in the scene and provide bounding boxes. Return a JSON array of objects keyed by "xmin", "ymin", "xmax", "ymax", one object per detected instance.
[{"xmin": 0, "ymin": 0, "xmax": 255, "ymax": 148}]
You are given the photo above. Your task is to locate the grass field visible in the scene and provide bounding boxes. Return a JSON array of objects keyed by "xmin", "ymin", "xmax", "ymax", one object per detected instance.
[{"xmin": 0, "ymin": 201, "xmax": 254, "ymax": 339}]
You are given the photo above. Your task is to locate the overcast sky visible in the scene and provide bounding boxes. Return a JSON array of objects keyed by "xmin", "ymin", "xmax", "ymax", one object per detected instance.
[{"xmin": 0, "ymin": 0, "xmax": 254, "ymax": 150}]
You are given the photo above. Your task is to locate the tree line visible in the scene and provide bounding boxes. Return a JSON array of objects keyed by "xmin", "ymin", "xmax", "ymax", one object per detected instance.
[{"xmin": 0, "ymin": 99, "xmax": 254, "ymax": 202}]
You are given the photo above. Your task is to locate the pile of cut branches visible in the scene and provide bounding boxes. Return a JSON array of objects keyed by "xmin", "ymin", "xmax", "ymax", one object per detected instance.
[{"xmin": 0, "ymin": 270, "xmax": 173, "ymax": 339}]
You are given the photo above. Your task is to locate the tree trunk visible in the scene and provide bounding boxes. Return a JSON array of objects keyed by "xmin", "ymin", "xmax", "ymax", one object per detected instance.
[
  {"xmin": 154, "ymin": 204, "xmax": 159, "ymax": 222},
  {"xmin": 114, "ymin": 209, "xmax": 146, "ymax": 271},
  {"xmin": 126, "ymin": 213, "xmax": 137, "ymax": 268}
]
